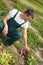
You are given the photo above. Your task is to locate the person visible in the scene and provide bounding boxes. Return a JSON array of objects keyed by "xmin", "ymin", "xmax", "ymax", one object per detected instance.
[{"xmin": 0, "ymin": 8, "xmax": 34, "ymax": 51}]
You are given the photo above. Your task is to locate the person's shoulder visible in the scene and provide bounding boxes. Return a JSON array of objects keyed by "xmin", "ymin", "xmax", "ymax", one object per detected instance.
[
  {"xmin": 26, "ymin": 21, "xmax": 30, "ymax": 25},
  {"xmin": 23, "ymin": 21, "xmax": 30, "ymax": 29},
  {"xmin": 9, "ymin": 9, "xmax": 18, "ymax": 17},
  {"xmin": 24, "ymin": 21, "xmax": 29, "ymax": 25}
]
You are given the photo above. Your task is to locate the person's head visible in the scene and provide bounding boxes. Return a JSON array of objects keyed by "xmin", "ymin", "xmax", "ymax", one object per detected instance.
[{"xmin": 23, "ymin": 8, "xmax": 34, "ymax": 21}]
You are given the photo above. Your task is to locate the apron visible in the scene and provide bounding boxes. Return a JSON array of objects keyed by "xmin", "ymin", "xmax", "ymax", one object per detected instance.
[
  {"xmin": 7, "ymin": 11, "xmax": 26, "ymax": 38},
  {"xmin": 0, "ymin": 11, "xmax": 26, "ymax": 46}
]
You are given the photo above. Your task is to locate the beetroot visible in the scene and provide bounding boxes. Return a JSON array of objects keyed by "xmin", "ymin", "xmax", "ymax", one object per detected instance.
[{"xmin": 19, "ymin": 49, "xmax": 29, "ymax": 58}]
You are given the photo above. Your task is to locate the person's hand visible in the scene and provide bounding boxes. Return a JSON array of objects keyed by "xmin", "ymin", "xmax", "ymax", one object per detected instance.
[
  {"xmin": 25, "ymin": 46, "xmax": 30, "ymax": 52},
  {"xmin": 2, "ymin": 24, "xmax": 8, "ymax": 36},
  {"xmin": 18, "ymin": 46, "xmax": 30, "ymax": 58}
]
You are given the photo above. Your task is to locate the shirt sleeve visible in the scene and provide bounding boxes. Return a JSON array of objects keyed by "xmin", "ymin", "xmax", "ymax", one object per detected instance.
[
  {"xmin": 9, "ymin": 9, "xmax": 18, "ymax": 17},
  {"xmin": 21, "ymin": 21, "xmax": 31, "ymax": 29}
]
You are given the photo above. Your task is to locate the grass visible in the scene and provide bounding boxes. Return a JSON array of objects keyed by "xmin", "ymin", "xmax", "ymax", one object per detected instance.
[
  {"xmin": 31, "ymin": 16, "xmax": 43, "ymax": 37},
  {"xmin": 0, "ymin": 0, "xmax": 9, "ymax": 21},
  {"xmin": 11, "ymin": 0, "xmax": 29, "ymax": 12},
  {"xmin": 0, "ymin": 0, "xmax": 43, "ymax": 65},
  {"xmin": 27, "ymin": 0, "xmax": 43, "ymax": 11},
  {"xmin": 35, "ymin": 0, "xmax": 43, "ymax": 5},
  {"xmin": 27, "ymin": 29, "xmax": 43, "ymax": 48}
]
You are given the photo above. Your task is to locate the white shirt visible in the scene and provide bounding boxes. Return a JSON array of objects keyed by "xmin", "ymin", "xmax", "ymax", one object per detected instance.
[{"xmin": 9, "ymin": 9, "xmax": 30, "ymax": 29}]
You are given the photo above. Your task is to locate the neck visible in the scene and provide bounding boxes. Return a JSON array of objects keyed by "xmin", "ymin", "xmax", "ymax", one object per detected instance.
[
  {"xmin": 20, "ymin": 13, "xmax": 26, "ymax": 20},
  {"xmin": 20, "ymin": 13, "xmax": 24, "ymax": 19}
]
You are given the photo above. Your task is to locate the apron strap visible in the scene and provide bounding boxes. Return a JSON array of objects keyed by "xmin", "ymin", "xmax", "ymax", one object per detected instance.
[
  {"xmin": 13, "ymin": 11, "xmax": 19, "ymax": 18},
  {"xmin": 20, "ymin": 21, "xmax": 26, "ymax": 26},
  {"xmin": 13, "ymin": 11, "xmax": 26, "ymax": 26}
]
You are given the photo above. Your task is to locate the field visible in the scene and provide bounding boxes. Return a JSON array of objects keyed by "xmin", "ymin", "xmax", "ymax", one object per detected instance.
[{"xmin": 0, "ymin": 0, "xmax": 43, "ymax": 65}]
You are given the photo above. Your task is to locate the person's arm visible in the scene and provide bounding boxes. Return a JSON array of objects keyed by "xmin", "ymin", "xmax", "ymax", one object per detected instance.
[
  {"xmin": 2, "ymin": 14, "xmax": 12, "ymax": 26},
  {"xmin": 2, "ymin": 14, "xmax": 12, "ymax": 36},
  {"xmin": 22, "ymin": 28, "xmax": 30, "ymax": 51}
]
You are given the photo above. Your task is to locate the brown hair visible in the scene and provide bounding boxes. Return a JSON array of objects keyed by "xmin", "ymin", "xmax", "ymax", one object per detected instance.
[{"xmin": 24, "ymin": 8, "xmax": 34, "ymax": 19}]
